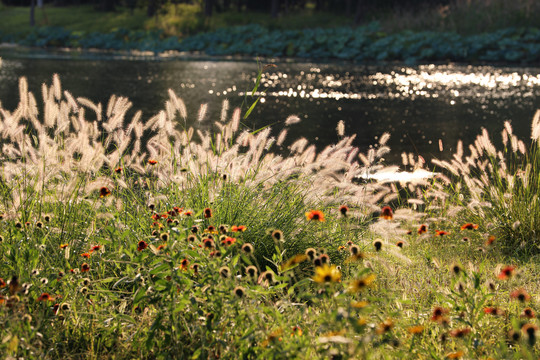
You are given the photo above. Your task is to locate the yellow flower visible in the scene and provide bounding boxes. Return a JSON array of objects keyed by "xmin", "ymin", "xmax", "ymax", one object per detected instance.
[
  {"xmin": 313, "ymin": 264, "xmax": 341, "ymax": 284},
  {"xmin": 280, "ymin": 254, "xmax": 308, "ymax": 271},
  {"xmin": 348, "ymin": 274, "xmax": 376, "ymax": 292}
]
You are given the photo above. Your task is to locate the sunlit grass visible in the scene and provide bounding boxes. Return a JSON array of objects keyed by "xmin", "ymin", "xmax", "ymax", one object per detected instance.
[{"xmin": 0, "ymin": 73, "xmax": 539, "ymax": 358}]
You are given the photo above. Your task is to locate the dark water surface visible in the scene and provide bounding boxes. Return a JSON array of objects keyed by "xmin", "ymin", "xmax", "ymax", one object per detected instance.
[{"xmin": 1, "ymin": 48, "xmax": 539, "ymax": 165}]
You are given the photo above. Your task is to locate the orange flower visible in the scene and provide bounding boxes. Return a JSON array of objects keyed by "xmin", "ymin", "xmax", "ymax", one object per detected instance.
[
  {"xmin": 460, "ymin": 223, "xmax": 478, "ymax": 230},
  {"xmin": 430, "ymin": 306, "xmax": 449, "ymax": 323},
  {"xmin": 180, "ymin": 258, "xmax": 189, "ymax": 270},
  {"xmin": 380, "ymin": 206, "xmax": 393, "ymax": 220},
  {"xmin": 184, "ymin": 210, "xmax": 193, "ymax": 216},
  {"xmin": 231, "ymin": 225, "xmax": 247, "ymax": 232},
  {"xmin": 417, "ymin": 224, "xmax": 428, "ymax": 234},
  {"xmin": 99, "ymin": 187, "xmax": 111, "ymax": 198},
  {"xmin": 305, "ymin": 210, "xmax": 325, "ymax": 222},
  {"xmin": 90, "ymin": 245, "xmax": 101, "ymax": 252},
  {"xmin": 291, "ymin": 326, "xmax": 303, "ymax": 337},
  {"xmin": 521, "ymin": 307, "xmax": 535, "ymax": 319},
  {"xmin": 203, "ymin": 208, "xmax": 212, "ymax": 218},
  {"xmin": 60, "ymin": 243, "xmax": 69, "ymax": 249},
  {"xmin": 498, "ymin": 265, "xmax": 516, "ymax": 280},
  {"xmin": 486, "ymin": 235, "xmax": 496, "ymax": 246},
  {"xmin": 407, "ymin": 325, "xmax": 424, "ymax": 335},
  {"xmin": 157, "ymin": 244, "xmax": 166, "ymax": 251},
  {"xmin": 0, "ymin": 278, "xmax": 5, "ymax": 288},
  {"xmin": 148, "ymin": 159, "xmax": 158, "ymax": 165},
  {"xmin": 81, "ymin": 252, "xmax": 91, "ymax": 258},
  {"xmin": 81, "ymin": 263, "xmax": 90, "ymax": 272},
  {"xmin": 37, "ymin": 293, "xmax": 52, "ymax": 302},
  {"xmin": 435, "ymin": 230, "xmax": 449, "ymax": 236},
  {"xmin": 114, "ymin": 167, "xmax": 123, "ymax": 173},
  {"xmin": 137, "ymin": 240, "xmax": 148, "ymax": 251}
]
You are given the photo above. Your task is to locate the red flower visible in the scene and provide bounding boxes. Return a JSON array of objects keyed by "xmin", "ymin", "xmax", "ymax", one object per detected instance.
[
  {"xmin": 510, "ymin": 288, "xmax": 531, "ymax": 302},
  {"xmin": 221, "ymin": 237, "xmax": 236, "ymax": 246},
  {"xmin": 184, "ymin": 210, "xmax": 193, "ymax": 216},
  {"xmin": 339, "ymin": 205, "xmax": 349, "ymax": 217},
  {"xmin": 157, "ymin": 244, "xmax": 166, "ymax": 251},
  {"xmin": 90, "ymin": 245, "xmax": 101, "ymax": 252},
  {"xmin": 498, "ymin": 265, "xmax": 516, "ymax": 280},
  {"xmin": 81, "ymin": 263, "xmax": 90, "ymax": 272},
  {"xmin": 37, "ymin": 293, "xmax": 52, "ymax": 302},
  {"xmin": 0, "ymin": 278, "xmax": 6, "ymax": 288},
  {"xmin": 449, "ymin": 328, "xmax": 471, "ymax": 338},
  {"xmin": 203, "ymin": 208, "xmax": 212, "ymax": 218},
  {"xmin": 486, "ymin": 235, "xmax": 496, "ymax": 246},
  {"xmin": 52, "ymin": 303, "xmax": 60, "ymax": 314},
  {"xmin": 81, "ymin": 252, "xmax": 91, "ymax": 258},
  {"xmin": 418, "ymin": 224, "xmax": 428, "ymax": 234},
  {"xmin": 380, "ymin": 206, "xmax": 393, "ymax": 220},
  {"xmin": 305, "ymin": 210, "xmax": 325, "ymax": 222},
  {"xmin": 99, "ymin": 187, "xmax": 111, "ymax": 198},
  {"xmin": 114, "ymin": 167, "xmax": 123, "ymax": 173},
  {"xmin": 231, "ymin": 225, "xmax": 247, "ymax": 232},
  {"xmin": 460, "ymin": 223, "xmax": 478, "ymax": 230},
  {"xmin": 484, "ymin": 307, "xmax": 504, "ymax": 316},
  {"xmin": 137, "ymin": 240, "xmax": 148, "ymax": 251},
  {"xmin": 148, "ymin": 159, "xmax": 158, "ymax": 165},
  {"xmin": 435, "ymin": 230, "xmax": 449, "ymax": 236}
]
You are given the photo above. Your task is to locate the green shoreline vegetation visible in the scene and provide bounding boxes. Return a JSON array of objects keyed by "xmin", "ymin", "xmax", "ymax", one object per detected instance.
[
  {"xmin": 0, "ymin": 1, "xmax": 539, "ymax": 62},
  {"xmin": 0, "ymin": 70, "xmax": 539, "ymax": 358}
]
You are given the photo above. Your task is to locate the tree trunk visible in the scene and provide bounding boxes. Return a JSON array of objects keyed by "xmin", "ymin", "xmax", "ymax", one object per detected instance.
[
  {"xmin": 354, "ymin": 0, "xmax": 366, "ymax": 25},
  {"xmin": 147, "ymin": 0, "xmax": 159, "ymax": 17},
  {"xmin": 271, "ymin": 0, "xmax": 279, "ymax": 18},
  {"xmin": 30, "ymin": 0, "xmax": 35, "ymax": 26},
  {"xmin": 205, "ymin": 0, "xmax": 214, "ymax": 17}
]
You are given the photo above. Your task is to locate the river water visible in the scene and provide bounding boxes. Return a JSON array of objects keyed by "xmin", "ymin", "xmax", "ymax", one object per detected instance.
[{"xmin": 0, "ymin": 47, "xmax": 539, "ymax": 166}]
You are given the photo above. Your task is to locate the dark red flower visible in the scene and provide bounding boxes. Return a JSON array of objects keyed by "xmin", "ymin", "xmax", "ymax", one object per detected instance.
[
  {"xmin": 418, "ymin": 224, "xmax": 428, "ymax": 234},
  {"xmin": 81, "ymin": 263, "xmax": 90, "ymax": 272},
  {"xmin": 339, "ymin": 205, "xmax": 349, "ymax": 217},
  {"xmin": 99, "ymin": 187, "xmax": 111, "ymax": 198},
  {"xmin": 380, "ymin": 206, "xmax": 393, "ymax": 220},
  {"xmin": 137, "ymin": 240, "xmax": 148, "ymax": 251},
  {"xmin": 37, "ymin": 293, "xmax": 52, "ymax": 302},
  {"xmin": 460, "ymin": 223, "xmax": 478, "ymax": 230},
  {"xmin": 498, "ymin": 265, "xmax": 516, "ymax": 280},
  {"xmin": 114, "ymin": 167, "xmax": 122, "ymax": 173},
  {"xmin": 203, "ymin": 208, "xmax": 212, "ymax": 218}
]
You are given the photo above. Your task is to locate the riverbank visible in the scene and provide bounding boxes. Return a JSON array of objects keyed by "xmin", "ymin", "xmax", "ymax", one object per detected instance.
[{"xmin": 1, "ymin": 23, "xmax": 539, "ymax": 64}]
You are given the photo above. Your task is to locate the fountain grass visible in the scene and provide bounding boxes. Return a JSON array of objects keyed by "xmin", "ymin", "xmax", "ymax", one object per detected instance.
[{"xmin": 0, "ymin": 75, "xmax": 539, "ymax": 358}]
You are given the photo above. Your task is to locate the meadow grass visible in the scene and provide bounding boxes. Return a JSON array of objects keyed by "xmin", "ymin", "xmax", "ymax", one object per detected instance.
[{"xmin": 0, "ymin": 73, "xmax": 539, "ymax": 359}]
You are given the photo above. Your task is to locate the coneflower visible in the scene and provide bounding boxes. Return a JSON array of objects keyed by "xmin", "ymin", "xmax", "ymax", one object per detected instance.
[
  {"xmin": 245, "ymin": 265, "xmax": 258, "ymax": 278},
  {"xmin": 219, "ymin": 266, "xmax": 230, "ymax": 279},
  {"xmin": 233, "ymin": 286, "xmax": 245, "ymax": 298},
  {"xmin": 373, "ymin": 239, "xmax": 383, "ymax": 251},
  {"xmin": 241, "ymin": 243, "xmax": 254, "ymax": 254},
  {"xmin": 271, "ymin": 229, "xmax": 283, "ymax": 242},
  {"xmin": 305, "ymin": 248, "xmax": 317, "ymax": 261}
]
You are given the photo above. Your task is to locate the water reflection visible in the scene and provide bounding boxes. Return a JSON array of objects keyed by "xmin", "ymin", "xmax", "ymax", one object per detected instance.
[{"xmin": 0, "ymin": 49, "xmax": 539, "ymax": 165}]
